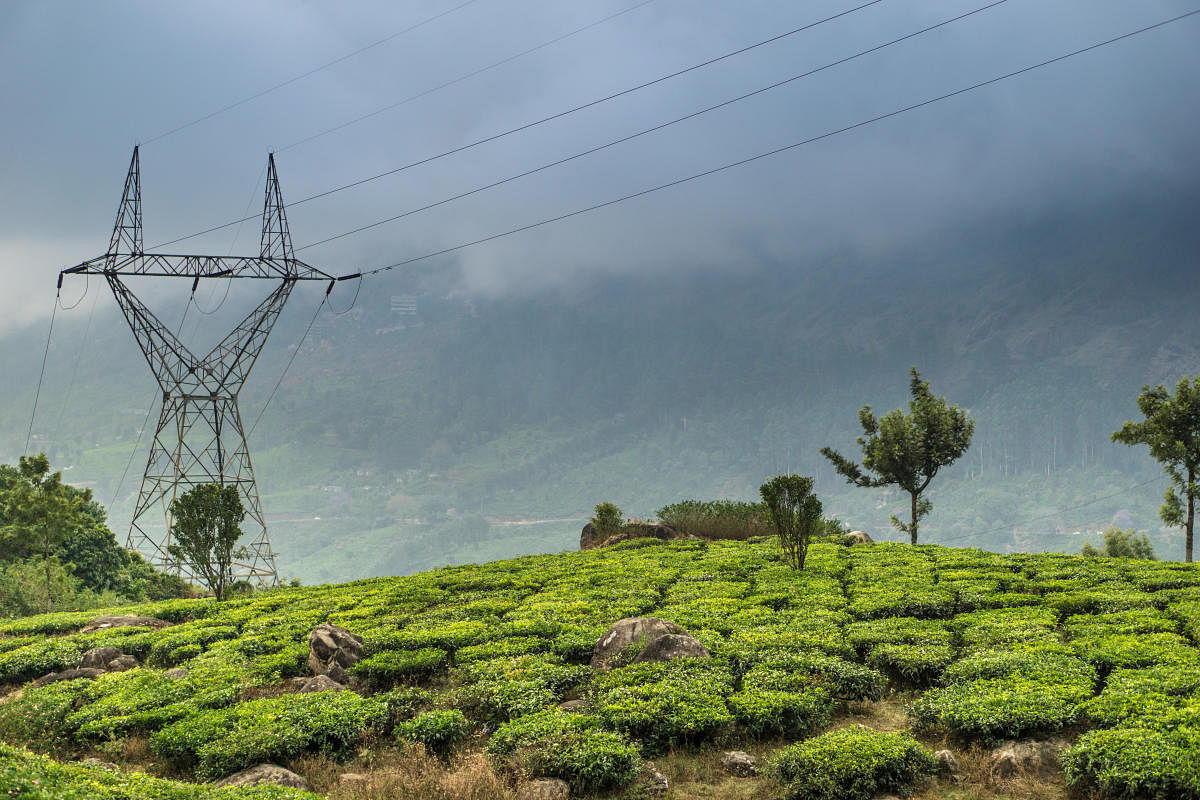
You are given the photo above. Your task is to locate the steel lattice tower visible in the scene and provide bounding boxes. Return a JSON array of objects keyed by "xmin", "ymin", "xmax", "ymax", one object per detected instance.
[{"xmin": 61, "ymin": 148, "xmax": 334, "ymax": 586}]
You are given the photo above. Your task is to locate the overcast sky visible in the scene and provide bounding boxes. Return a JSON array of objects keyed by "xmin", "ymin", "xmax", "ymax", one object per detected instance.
[{"xmin": 1, "ymin": 0, "xmax": 1198, "ymax": 332}]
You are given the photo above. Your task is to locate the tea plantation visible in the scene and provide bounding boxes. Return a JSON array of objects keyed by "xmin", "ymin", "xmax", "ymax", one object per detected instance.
[{"xmin": 2, "ymin": 538, "xmax": 1199, "ymax": 799}]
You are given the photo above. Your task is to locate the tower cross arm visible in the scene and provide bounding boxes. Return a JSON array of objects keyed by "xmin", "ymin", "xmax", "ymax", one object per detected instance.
[{"xmin": 64, "ymin": 252, "xmax": 333, "ymax": 281}]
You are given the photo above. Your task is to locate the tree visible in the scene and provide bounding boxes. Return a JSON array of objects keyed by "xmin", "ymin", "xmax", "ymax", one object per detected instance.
[
  {"xmin": 167, "ymin": 483, "xmax": 247, "ymax": 601},
  {"xmin": 591, "ymin": 502, "xmax": 624, "ymax": 539},
  {"xmin": 821, "ymin": 368, "xmax": 974, "ymax": 544},
  {"xmin": 1112, "ymin": 377, "xmax": 1200, "ymax": 562},
  {"xmin": 1081, "ymin": 526, "xmax": 1156, "ymax": 560},
  {"xmin": 0, "ymin": 454, "xmax": 92, "ymax": 611},
  {"xmin": 759, "ymin": 474, "xmax": 823, "ymax": 570}
]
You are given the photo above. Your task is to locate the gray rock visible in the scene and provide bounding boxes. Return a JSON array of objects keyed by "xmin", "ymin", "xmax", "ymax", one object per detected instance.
[
  {"xmin": 935, "ymin": 749, "xmax": 959, "ymax": 774},
  {"xmin": 721, "ymin": 750, "xmax": 758, "ymax": 777},
  {"xmin": 631, "ymin": 633, "xmax": 710, "ymax": 664},
  {"xmin": 163, "ymin": 668, "xmax": 189, "ymax": 679},
  {"xmin": 81, "ymin": 614, "xmax": 169, "ymax": 632},
  {"xmin": 845, "ymin": 530, "xmax": 873, "ymax": 545},
  {"xmin": 211, "ymin": 763, "xmax": 311, "ymax": 791},
  {"xmin": 644, "ymin": 764, "xmax": 669, "ymax": 797},
  {"xmin": 558, "ymin": 698, "xmax": 589, "ymax": 712},
  {"xmin": 298, "ymin": 674, "xmax": 346, "ymax": 693},
  {"xmin": 591, "ymin": 617, "xmax": 686, "ymax": 670},
  {"xmin": 31, "ymin": 667, "xmax": 106, "ymax": 687},
  {"xmin": 107, "ymin": 654, "xmax": 138, "ymax": 672},
  {"xmin": 79, "ymin": 757, "xmax": 119, "ymax": 770},
  {"xmin": 518, "ymin": 778, "xmax": 570, "ymax": 800},
  {"xmin": 989, "ymin": 740, "xmax": 1045, "ymax": 778},
  {"xmin": 80, "ymin": 647, "xmax": 124, "ymax": 670},
  {"xmin": 307, "ymin": 623, "xmax": 363, "ymax": 680},
  {"xmin": 580, "ymin": 522, "xmax": 603, "ymax": 551}
]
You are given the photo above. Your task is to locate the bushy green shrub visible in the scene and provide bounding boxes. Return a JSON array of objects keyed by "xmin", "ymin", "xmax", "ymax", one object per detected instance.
[
  {"xmin": 151, "ymin": 691, "xmax": 386, "ymax": 780},
  {"xmin": 867, "ymin": 643, "xmax": 954, "ymax": 685},
  {"xmin": 656, "ymin": 499, "xmax": 772, "ymax": 540},
  {"xmin": 350, "ymin": 647, "xmax": 447, "ymax": 686},
  {"xmin": 394, "ymin": 709, "xmax": 470, "ymax": 754},
  {"xmin": 487, "ymin": 709, "xmax": 642, "ymax": 792},
  {"xmin": 458, "ymin": 654, "xmax": 588, "ymax": 723},
  {"xmin": 727, "ymin": 686, "xmax": 832, "ymax": 737},
  {"xmin": 0, "ymin": 678, "xmax": 91, "ymax": 752},
  {"xmin": 591, "ymin": 502, "xmax": 623, "ymax": 539},
  {"xmin": 768, "ymin": 726, "xmax": 937, "ymax": 800},
  {"xmin": 592, "ymin": 660, "xmax": 735, "ymax": 752},
  {"xmin": 0, "ymin": 742, "xmax": 319, "ymax": 799},
  {"xmin": 742, "ymin": 651, "xmax": 886, "ymax": 701},
  {"xmin": 846, "ymin": 617, "xmax": 952, "ymax": 654},
  {"xmin": 0, "ymin": 637, "xmax": 85, "ymax": 684},
  {"xmin": 910, "ymin": 676, "xmax": 1092, "ymax": 741},
  {"xmin": 1071, "ymin": 632, "xmax": 1200, "ymax": 674},
  {"xmin": 1063, "ymin": 726, "xmax": 1200, "ymax": 800}
]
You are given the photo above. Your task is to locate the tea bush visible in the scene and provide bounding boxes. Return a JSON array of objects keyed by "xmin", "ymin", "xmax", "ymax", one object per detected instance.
[
  {"xmin": 867, "ymin": 643, "xmax": 955, "ymax": 685},
  {"xmin": 768, "ymin": 726, "xmax": 937, "ymax": 800},
  {"xmin": 1063, "ymin": 726, "xmax": 1200, "ymax": 800},
  {"xmin": 350, "ymin": 647, "xmax": 447, "ymax": 686},
  {"xmin": 727, "ymin": 685, "xmax": 832, "ymax": 737},
  {"xmin": 487, "ymin": 709, "xmax": 642, "ymax": 792},
  {"xmin": 394, "ymin": 709, "xmax": 470, "ymax": 754},
  {"xmin": 910, "ymin": 676, "xmax": 1093, "ymax": 741}
]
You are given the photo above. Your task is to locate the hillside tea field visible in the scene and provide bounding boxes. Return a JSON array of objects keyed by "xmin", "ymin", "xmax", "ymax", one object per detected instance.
[{"xmin": 2, "ymin": 538, "xmax": 1200, "ymax": 799}]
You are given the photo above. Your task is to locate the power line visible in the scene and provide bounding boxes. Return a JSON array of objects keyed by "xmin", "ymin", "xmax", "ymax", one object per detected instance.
[
  {"xmin": 248, "ymin": 296, "xmax": 328, "ymax": 438},
  {"xmin": 142, "ymin": 0, "xmax": 487, "ymax": 145},
  {"xmin": 149, "ymin": 0, "xmax": 885, "ymax": 250},
  {"xmin": 23, "ymin": 293, "xmax": 60, "ymax": 457},
  {"xmin": 337, "ymin": 8, "xmax": 1200, "ymax": 281},
  {"xmin": 279, "ymin": 0, "xmax": 660, "ymax": 154},
  {"xmin": 296, "ymin": 0, "xmax": 1010, "ymax": 253}
]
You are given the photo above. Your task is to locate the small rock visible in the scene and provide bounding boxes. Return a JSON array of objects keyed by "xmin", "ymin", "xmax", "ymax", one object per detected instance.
[
  {"xmin": 935, "ymin": 749, "xmax": 960, "ymax": 774},
  {"xmin": 163, "ymin": 668, "xmax": 189, "ymax": 679},
  {"xmin": 631, "ymin": 632, "xmax": 710, "ymax": 664},
  {"xmin": 989, "ymin": 741, "xmax": 1042, "ymax": 778},
  {"xmin": 298, "ymin": 674, "xmax": 346, "ymax": 693},
  {"xmin": 81, "ymin": 614, "xmax": 170, "ymax": 632},
  {"xmin": 31, "ymin": 667, "xmax": 106, "ymax": 687},
  {"xmin": 308, "ymin": 623, "xmax": 363, "ymax": 682},
  {"xmin": 644, "ymin": 764, "xmax": 669, "ymax": 797},
  {"xmin": 107, "ymin": 654, "xmax": 138, "ymax": 672},
  {"xmin": 80, "ymin": 647, "xmax": 124, "ymax": 670},
  {"xmin": 211, "ymin": 763, "xmax": 311, "ymax": 790},
  {"xmin": 721, "ymin": 750, "xmax": 758, "ymax": 777},
  {"xmin": 79, "ymin": 757, "xmax": 118, "ymax": 770},
  {"xmin": 518, "ymin": 778, "xmax": 570, "ymax": 800},
  {"xmin": 284, "ymin": 676, "xmax": 310, "ymax": 691},
  {"xmin": 558, "ymin": 698, "xmax": 588, "ymax": 712}
]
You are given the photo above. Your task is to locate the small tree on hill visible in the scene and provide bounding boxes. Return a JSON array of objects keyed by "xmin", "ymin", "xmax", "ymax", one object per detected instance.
[
  {"xmin": 820, "ymin": 368, "xmax": 974, "ymax": 545},
  {"xmin": 1112, "ymin": 377, "xmax": 1200, "ymax": 563},
  {"xmin": 591, "ymin": 502, "xmax": 624, "ymax": 539},
  {"xmin": 760, "ymin": 474, "xmax": 823, "ymax": 570},
  {"xmin": 167, "ymin": 483, "xmax": 247, "ymax": 601},
  {"xmin": 1081, "ymin": 526, "xmax": 1156, "ymax": 560}
]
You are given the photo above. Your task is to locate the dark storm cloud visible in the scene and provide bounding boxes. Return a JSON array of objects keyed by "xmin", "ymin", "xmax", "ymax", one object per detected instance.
[{"xmin": 1, "ymin": 0, "xmax": 1197, "ymax": 327}]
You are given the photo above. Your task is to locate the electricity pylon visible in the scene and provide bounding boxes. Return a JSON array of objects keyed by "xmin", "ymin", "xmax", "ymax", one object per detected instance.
[{"xmin": 61, "ymin": 148, "xmax": 334, "ymax": 586}]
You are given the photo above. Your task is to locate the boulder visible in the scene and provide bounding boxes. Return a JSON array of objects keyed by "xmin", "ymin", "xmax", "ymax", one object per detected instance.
[
  {"xmin": 298, "ymin": 674, "xmax": 346, "ymax": 693},
  {"xmin": 845, "ymin": 530, "xmax": 873, "ymax": 545},
  {"xmin": 31, "ymin": 667, "xmax": 105, "ymax": 687},
  {"xmin": 580, "ymin": 522, "xmax": 603, "ymax": 550},
  {"xmin": 935, "ymin": 749, "xmax": 960, "ymax": 774},
  {"xmin": 631, "ymin": 633, "xmax": 710, "ymax": 664},
  {"xmin": 81, "ymin": 614, "xmax": 169, "ymax": 632},
  {"xmin": 988, "ymin": 739, "xmax": 1065, "ymax": 778},
  {"xmin": 211, "ymin": 763, "xmax": 311, "ymax": 791},
  {"xmin": 558, "ymin": 698, "xmax": 589, "ymax": 713},
  {"xmin": 721, "ymin": 750, "xmax": 758, "ymax": 777},
  {"xmin": 163, "ymin": 668, "xmax": 189, "ymax": 680},
  {"xmin": 518, "ymin": 778, "xmax": 570, "ymax": 800},
  {"xmin": 107, "ymin": 655, "xmax": 138, "ymax": 672},
  {"xmin": 308, "ymin": 623, "xmax": 363, "ymax": 683},
  {"xmin": 79, "ymin": 647, "xmax": 124, "ymax": 670},
  {"xmin": 644, "ymin": 764, "xmax": 669, "ymax": 797},
  {"xmin": 591, "ymin": 617, "xmax": 686, "ymax": 670}
]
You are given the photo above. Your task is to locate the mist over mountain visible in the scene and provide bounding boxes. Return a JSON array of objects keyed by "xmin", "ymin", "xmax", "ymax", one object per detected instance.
[{"xmin": 4, "ymin": 182, "xmax": 1196, "ymax": 582}]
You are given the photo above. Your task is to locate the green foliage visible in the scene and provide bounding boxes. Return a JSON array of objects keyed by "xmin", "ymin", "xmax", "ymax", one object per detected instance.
[
  {"xmin": 655, "ymin": 499, "xmax": 772, "ymax": 539},
  {"xmin": 0, "ymin": 742, "xmax": 320, "ymax": 799},
  {"xmin": 768, "ymin": 726, "xmax": 937, "ymax": 800},
  {"xmin": 488, "ymin": 709, "xmax": 643, "ymax": 792},
  {"xmin": 910, "ymin": 677, "xmax": 1093, "ymax": 742},
  {"xmin": 760, "ymin": 474, "xmax": 823, "ymax": 570},
  {"xmin": 821, "ymin": 367, "xmax": 974, "ymax": 544},
  {"xmin": 1063, "ymin": 726, "xmax": 1200, "ymax": 800},
  {"xmin": 866, "ymin": 642, "xmax": 954, "ymax": 685},
  {"xmin": 1082, "ymin": 525, "xmax": 1158, "ymax": 560},
  {"xmin": 151, "ymin": 691, "xmax": 386, "ymax": 780},
  {"xmin": 394, "ymin": 709, "xmax": 470, "ymax": 754},
  {"xmin": 742, "ymin": 651, "xmax": 886, "ymax": 702},
  {"xmin": 727, "ymin": 686, "xmax": 832, "ymax": 737},
  {"xmin": 590, "ymin": 502, "xmax": 623, "ymax": 539},
  {"xmin": 458, "ymin": 654, "xmax": 588, "ymax": 723},
  {"xmin": 168, "ymin": 483, "xmax": 248, "ymax": 601},
  {"xmin": 1112, "ymin": 377, "xmax": 1200, "ymax": 563},
  {"xmin": 0, "ymin": 678, "xmax": 91, "ymax": 752},
  {"xmin": 352, "ymin": 647, "xmax": 448, "ymax": 686}
]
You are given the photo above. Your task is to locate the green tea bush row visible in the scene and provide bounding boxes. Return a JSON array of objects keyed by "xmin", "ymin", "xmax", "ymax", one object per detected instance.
[
  {"xmin": 394, "ymin": 709, "xmax": 470, "ymax": 755},
  {"xmin": 768, "ymin": 726, "xmax": 937, "ymax": 800},
  {"xmin": 488, "ymin": 709, "xmax": 643, "ymax": 792}
]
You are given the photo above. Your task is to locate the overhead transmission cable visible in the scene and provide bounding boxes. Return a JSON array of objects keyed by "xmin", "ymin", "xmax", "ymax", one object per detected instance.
[
  {"xmin": 296, "ymin": 0, "xmax": 1009, "ymax": 252},
  {"xmin": 23, "ymin": 292, "xmax": 61, "ymax": 456},
  {"xmin": 149, "ymin": 0, "xmax": 886, "ymax": 250},
  {"xmin": 333, "ymin": 8, "xmax": 1200, "ymax": 282},
  {"xmin": 141, "ymin": 0, "xmax": 487, "ymax": 145},
  {"xmin": 280, "ymin": 0, "xmax": 660, "ymax": 153}
]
